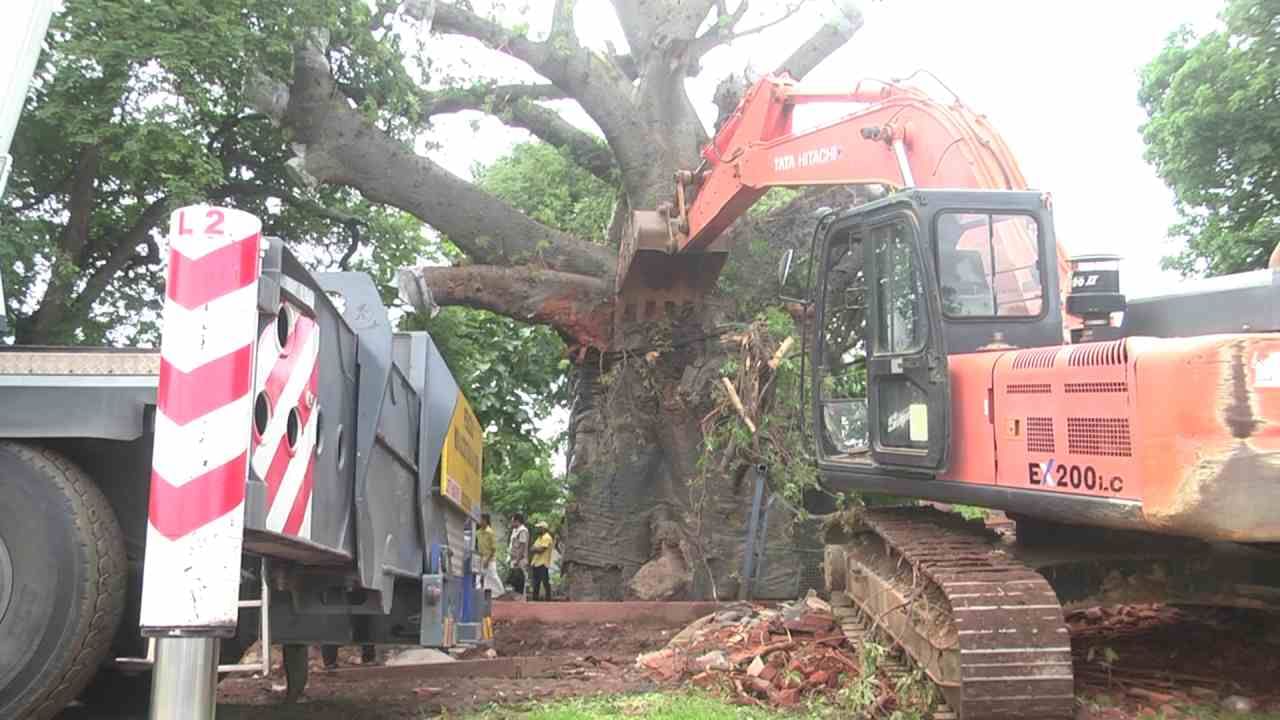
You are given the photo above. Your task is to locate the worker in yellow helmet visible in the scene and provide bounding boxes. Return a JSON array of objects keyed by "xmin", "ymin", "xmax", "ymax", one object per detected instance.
[{"xmin": 529, "ymin": 520, "xmax": 554, "ymax": 601}]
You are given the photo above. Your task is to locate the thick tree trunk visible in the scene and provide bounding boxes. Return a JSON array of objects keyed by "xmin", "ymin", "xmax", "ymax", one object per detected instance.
[{"xmin": 560, "ymin": 187, "xmax": 863, "ymax": 600}]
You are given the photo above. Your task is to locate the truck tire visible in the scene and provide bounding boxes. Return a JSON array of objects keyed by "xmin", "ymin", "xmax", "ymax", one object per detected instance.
[{"xmin": 0, "ymin": 442, "xmax": 126, "ymax": 720}]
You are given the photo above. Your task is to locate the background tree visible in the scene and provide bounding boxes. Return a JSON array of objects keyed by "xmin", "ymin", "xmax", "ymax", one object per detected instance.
[
  {"xmin": 0, "ymin": 0, "xmax": 427, "ymax": 344},
  {"xmin": 413, "ymin": 141, "xmax": 617, "ymax": 524},
  {"xmin": 1139, "ymin": 0, "xmax": 1280, "ymax": 275}
]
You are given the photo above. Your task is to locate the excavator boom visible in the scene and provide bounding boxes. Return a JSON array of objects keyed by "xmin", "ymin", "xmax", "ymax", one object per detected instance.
[{"xmin": 616, "ymin": 73, "xmax": 1071, "ymax": 333}]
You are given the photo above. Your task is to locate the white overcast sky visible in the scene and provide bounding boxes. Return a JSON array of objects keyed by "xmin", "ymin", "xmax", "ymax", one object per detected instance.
[{"xmin": 428, "ymin": 0, "xmax": 1223, "ymax": 297}]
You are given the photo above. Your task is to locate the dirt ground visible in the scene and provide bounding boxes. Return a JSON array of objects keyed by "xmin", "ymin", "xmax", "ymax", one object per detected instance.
[
  {"xmin": 212, "ymin": 620, "xmax": 670, "ymax": 720},
  {"xmin": 1068, "ymin": 605, "xmax": 1280, "ymax": 718},
  {"xmin": 57, "ymin": 603, "xmax": 1280, "ymax": 719}
]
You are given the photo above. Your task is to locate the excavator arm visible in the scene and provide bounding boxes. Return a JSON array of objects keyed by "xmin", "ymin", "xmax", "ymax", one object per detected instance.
[{"xmin": 616, "ymin": 73, "xmax": 1071, "ymax": 334}]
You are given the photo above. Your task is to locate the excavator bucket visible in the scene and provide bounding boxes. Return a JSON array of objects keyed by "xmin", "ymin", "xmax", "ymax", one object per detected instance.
[{"xmin": 613, "ymin": 209, "xmax": 728, "ymax": 334}]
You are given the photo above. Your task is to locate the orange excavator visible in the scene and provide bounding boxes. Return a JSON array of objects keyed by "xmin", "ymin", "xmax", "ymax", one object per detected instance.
[{"xmin": 619, "ymin": 73, "xmax": 1280, "ymax": 718}]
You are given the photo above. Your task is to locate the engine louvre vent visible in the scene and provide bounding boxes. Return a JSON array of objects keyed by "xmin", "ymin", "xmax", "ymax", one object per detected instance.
[
  {"xmin": 1026, "ymin": 416, "xmax": 1055, "ymax": 453},
  {"xmin": 1064, "ymin": 382, "xmax": 1128, "ymax": 394},
  {"xmin": 1067, "ymin": 417, "xmax": 1132, "ymax": 457},
  {"xmin": 1068, "ymin": 339, "xmax": 1128, "ymax": 367},
  {"xmin": 1008, "ymin": 383, "xmax": 1052, "ymax": 394},
  {"xmin": 1012, "ymin": 347, "xmax": 1059, "ymax": 370}
]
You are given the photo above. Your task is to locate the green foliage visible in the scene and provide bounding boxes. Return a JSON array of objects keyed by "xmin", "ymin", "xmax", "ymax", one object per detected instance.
[
  {"xmin": 1139, "ymin": 0, "xmax": 1280, "ymax": 276},
  {"xmin": 951, "ymin": 504, "xmax": 990, "ymax": 522},
  {"xmin": 412, "ymin": 140, "xmax": 615, "ymax": 522},
  {"xmin": 473, "ymin": 142, "xmax": 615, "ymax": 243},
  {"xmin": 694, "ymin": 307, "xmax": 818, "ymax": 511},
  {"xmin": 1, "ymin": 0, "xmax": 424, "ymax": 344},
  {"xmin": 465, "ymin": 691, "xmax": 791, "ymax": 719},
  {"xmin": 754, "ymin": 307, "xmax": 819, "ymax": 506},
  {"xmin": 404, "ymin": 306, "xmax": 569, "ymax": 521},
  {"xmin": 750, "ymin": 187, "xmax": 803, "ymax": 218}
]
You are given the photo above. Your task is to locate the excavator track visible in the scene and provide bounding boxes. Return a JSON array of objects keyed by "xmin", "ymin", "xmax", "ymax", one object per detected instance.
[{"xmin": 832, "ymin": 507, "xmax": 1074, "ymax": 719}]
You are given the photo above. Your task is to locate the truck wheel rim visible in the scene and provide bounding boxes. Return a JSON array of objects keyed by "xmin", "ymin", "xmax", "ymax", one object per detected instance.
[{"xmin": 0, "ymin": 532, "xmax": 12, "ymax": 625}]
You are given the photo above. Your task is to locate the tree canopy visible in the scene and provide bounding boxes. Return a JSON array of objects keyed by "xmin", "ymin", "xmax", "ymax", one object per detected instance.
[
  {"xmin": 0, "ymin": 0, "xmax": 425, "ymax": 344},
  {"xmin": 1139, "ymin": 0, "xmax": 1280, "ymax": 275}
]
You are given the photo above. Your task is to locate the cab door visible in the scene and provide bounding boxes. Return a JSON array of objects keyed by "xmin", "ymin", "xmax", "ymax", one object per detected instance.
[{"xmin": 861, "ymin": 202, "xmax": 951, "ymax": 471}]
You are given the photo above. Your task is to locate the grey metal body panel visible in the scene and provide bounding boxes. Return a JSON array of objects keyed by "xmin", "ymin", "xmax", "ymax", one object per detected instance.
[
  {"xmin": 313, "ymin": 272, "xmax": 471, "ymax": 614},
  {"xmin": 0, "ymin": 382, "xmax": 155, "ymax": 440},
  {"xmin": 240, "ymin": 246, "xmax": 357, "ymax": 563},
  {"xmin": 1124, "ymin": 269, "xmax": 1280, "ymax": 337},
  {"xmin": 315, "ymin": 272, "xmax": 396, "ymax": 602},
  {"xmin": 0, "ymin": 349, "xmax": 158, "ymax": 440},
  {"xmin": 396, "ymin": 332, "xmax": 469, "ymax": 576}
]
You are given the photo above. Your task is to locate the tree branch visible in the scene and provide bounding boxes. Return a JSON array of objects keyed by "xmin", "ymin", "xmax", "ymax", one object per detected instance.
[
  {"xmin": 73, "ymin": 197, "xmax": 170, "ymax": 317},
  {"xmin": 418, "ymin": 84, "xmax": 615, "ymax": 182},
  {"xmin": 775, "ymin": 2, "xmax": 864, "ymax": 80},
  {"xmin": 609, "ymin": 0, "xmax": 719, "ymax": 60},
  {"xmin": 689, "ymin": 0, "xmax": 753, "ymax": 61},
  {"xmin": 421, "ymin": 83, "xmax": 564, "ymax": 116},
  {"xmin": 550, "ymin": 0, "xmax": 576, "ymax": 39},
  {"xmin": 398, "ymin": 264, "xmax": 613, "ymax": 349},
  {"xmin": 62, "ymin": 144, "xmax": 101, "ymax": 265},
  {"xmin": 254, "ymin": 37, "xmax": 616, "ymax": 279},
  {"xmin": 433, "ymin": 3, "xmax": 660, "ymax": 204},
  {"xmin": 212, "ymin": 180, "xmax": 366, "ymax": 228}
]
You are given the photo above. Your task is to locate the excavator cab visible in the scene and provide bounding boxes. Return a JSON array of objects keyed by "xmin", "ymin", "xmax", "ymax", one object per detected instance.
[{"xmin": 807, "ymin": 189, "xmax": 1061, "ymax": 481}]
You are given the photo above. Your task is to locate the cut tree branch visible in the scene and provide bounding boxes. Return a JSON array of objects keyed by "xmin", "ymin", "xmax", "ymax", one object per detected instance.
[
  {"xmin": 252, "ymin": 36, "xmax": 615, "ymax": 279},
  {"xmin": 398, "ymin": 264, "xmax": 613, "ymax": 349},
  {"xmin": 775, "ymin": 2, "xmax": 864, "ymax": 80}
]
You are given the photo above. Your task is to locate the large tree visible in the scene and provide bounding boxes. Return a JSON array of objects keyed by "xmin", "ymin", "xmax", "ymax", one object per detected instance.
[
  {"xmin": 0, "ymin": 0, "xmax": 426, "ymax": 345},
  {"xmin": 247, "ymin": 1, "xmax": 861, "ymax": 598},
  {"xmin": 1139, "ymin": 0, "xmax": 1280, "ymax": 275}
]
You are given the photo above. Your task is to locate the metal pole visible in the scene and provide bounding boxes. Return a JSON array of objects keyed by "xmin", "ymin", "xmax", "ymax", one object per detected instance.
[
  {"xmin": 752, "ymin": 495, "xmax": 777, "ymax": 600},
  {"xmin": 258, "ymin": 558, "xmax": 270, "ymax": 676},
  {"xmin": 739, "ymin": 465, "xmax": 766, "ymax": 601},
  {"xmin": 149, "ymin": 637, "xmax": 220, "ymax": 720},
  {"xmin": 892, "ymin": 138, "xmax": 916, "ymax": 188}
]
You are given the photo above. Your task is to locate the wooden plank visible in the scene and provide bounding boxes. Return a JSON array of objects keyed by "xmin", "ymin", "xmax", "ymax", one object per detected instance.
[
  {"xmin": 320, "ymin": 655, "xmax": 573, "ymax": 682},
  {"xmin": 492, "ymin": 601, "xmax": 725, "ymax": 625}
]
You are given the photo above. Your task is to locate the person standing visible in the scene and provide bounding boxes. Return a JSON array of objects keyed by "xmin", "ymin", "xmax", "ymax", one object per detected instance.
[
  {"xmin": 476, "ymin": 513, "xmax": 504, "ymax": 596},
  {"xmin": 506, "ymin": 513, "xmax": 529, "ymax": 599},
  {"xmin": 529, "ymin": 520, "xmax": 554, "ymax": 602}
]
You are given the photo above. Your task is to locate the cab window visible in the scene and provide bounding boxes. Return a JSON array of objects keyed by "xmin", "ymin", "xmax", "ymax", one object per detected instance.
[
  {"xmin": 818, "ymin": 229, "xmax": 870, "ymax": 456},
  {"xmin": 935, "ymin": 212, "xmax": 1043, "ymax": 318}
]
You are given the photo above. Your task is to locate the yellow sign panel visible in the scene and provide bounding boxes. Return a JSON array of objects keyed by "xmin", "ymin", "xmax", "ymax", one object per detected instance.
[{"xmin": 440, "ymin": 391, "xmax": 483, "ymax": 517}]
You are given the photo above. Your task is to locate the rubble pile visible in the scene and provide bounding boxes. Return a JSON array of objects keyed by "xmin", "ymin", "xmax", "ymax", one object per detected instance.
[{"xmin": 636, "ymin": 593, "xmax": 880, "ymax": 708}]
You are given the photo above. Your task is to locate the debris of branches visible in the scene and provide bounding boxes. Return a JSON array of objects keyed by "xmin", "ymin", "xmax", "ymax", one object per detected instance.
[{"xmin": 636, "ymin": 594, "xmax": 894, "ymax": 710}]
